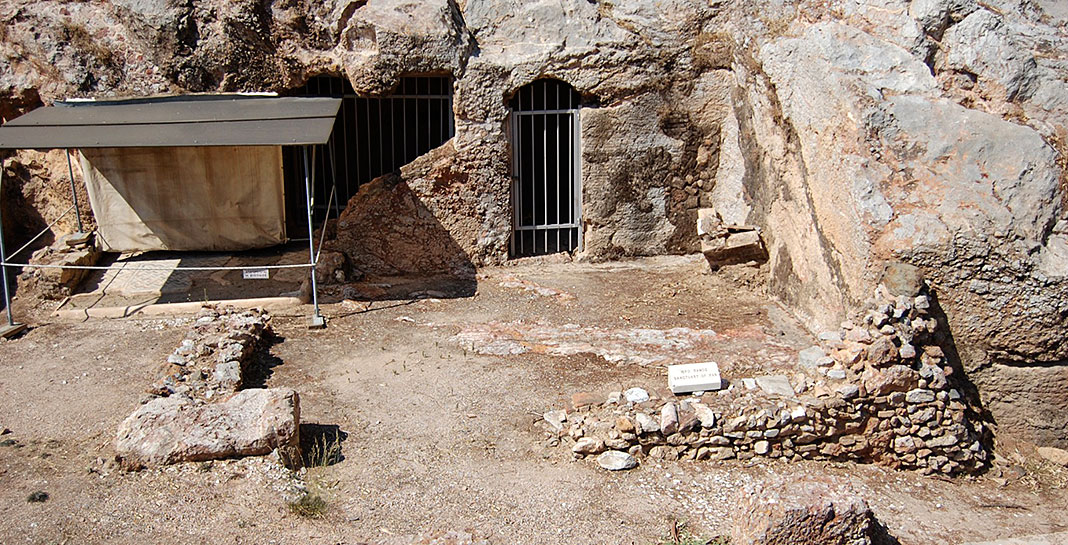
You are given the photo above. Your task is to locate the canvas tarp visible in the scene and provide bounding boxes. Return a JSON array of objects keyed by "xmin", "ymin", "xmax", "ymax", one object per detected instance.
[{"xmin": 79, "ymin": 146, "xmax": 287, "ymax": 252}]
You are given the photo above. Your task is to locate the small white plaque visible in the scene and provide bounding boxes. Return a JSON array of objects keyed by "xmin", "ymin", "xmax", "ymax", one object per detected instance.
[
  {"xmin": 668, "ymin": 361, "xmax": 723, "ymax": 394},
  {"xmin": 242, "ymin": 268, "xmax": 270, "ymax": 280}
]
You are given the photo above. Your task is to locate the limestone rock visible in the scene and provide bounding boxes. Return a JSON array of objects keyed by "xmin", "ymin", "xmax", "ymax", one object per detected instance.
[
  {"xmin": 571, "ymin": 437, "xmax": 605, "ymax": 456},
  {"xmin": 1037, "ymin": 447, "xmax": 1068, "ymax": 467},
  {"xmin": 597, "ymin": 450, "xmax": 637, "ymax": 471},
  {"xmin": 114, "ymin": 388, "xmax": 300, "ymax": 470},
  {"xmin": 730, "ymin": 475, "xmax": 898, "ymax": 545}
]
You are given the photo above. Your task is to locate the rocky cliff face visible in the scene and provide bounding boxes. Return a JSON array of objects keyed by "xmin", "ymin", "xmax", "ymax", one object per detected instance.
[{"xmin": 1, "ymin": 0, "xmax": 1066, "ymax": 447}]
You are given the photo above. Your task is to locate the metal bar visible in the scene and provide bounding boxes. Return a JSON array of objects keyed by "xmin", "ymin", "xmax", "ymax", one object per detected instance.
[
  {"xmin": 542, "ymin": 80, "xmax": 548, "ymax": 254},
  {"xmin": 555, "ymin": 86, "xmax": 561, "ymax": 253},
  {"xmin": 0, "ymin": 262, "xmax": 313, "ymax": 271},
  {"xmin": 513, "ymin": 109, "xmax": 578, "ymax": 116},
  {"xmin": 377, "ymin": 97, "xmax": 384, "ymax": 176},
  {"xmin": 390, "ymin": 98, "xmax": 396, "ymax": 172},
  {"xmin": 447, "ymin": 77, "xmax": 454, "ymax": 138},
  {"xmin": 0, "ymin": 168, "xmax": 13, "ymax": 326},
  {"xmin": 354, "ymin": 97, "xmax": 362, "ymax": 188},
  {"xmin": 512, "ymin": 111, "xmax": 521, "ymax": 256},
  {"xmin": 65, "ymin": 149, "xmax": 84, "ymax": 232},
  {"xmin": 342, "ymin": 94, "xmax": 452, "ymax": 100},
  {"xmin": 514, "ymin": 223, "xmax": 581, "ymax": 231},
  {"xmin": 328, "ymin": 133, "xmax": 341, "ymax": 221},
  {"xmin": 7, "ymin": 204, "xmax": 75, "ymax": 260},
  {"xmin": 403, "ymin": 96, "xmax": 409, "ymax": 164},
  {"xmin": 365, "ymin": 98, "xmax": 372, "ymax": 180},
  {"xmin": 575, "ymin": 108, "xmax": 584, "ymax": 252},
  {"xmin": 339, "ymin": 84, "xmax": 351, "ymax": 206},
  {"xmin": 566, "ymin": 112, "xmax": 572, "ymax": 249},
  {"xmin": 302, "ymin": 146, "xmax": 322, "ymax": 321}
]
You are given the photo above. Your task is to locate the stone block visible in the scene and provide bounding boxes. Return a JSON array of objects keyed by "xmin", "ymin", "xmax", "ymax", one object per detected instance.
[
  {"xmin": 114, "ymin": 388, "xmax": 300, "ymax": 470},
  {"xmin": 668, "ymin": 361, "xmax": 724, "ymax": 394}
]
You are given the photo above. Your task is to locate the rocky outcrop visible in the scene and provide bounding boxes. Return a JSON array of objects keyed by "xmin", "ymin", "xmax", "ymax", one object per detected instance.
[
  {"xmin": 114, "ymin": 388, "xmax": 300, "ymax": 470},
  {"xmin": 730, "ymin": 475, "xmax": 898, "ymax": 545}
]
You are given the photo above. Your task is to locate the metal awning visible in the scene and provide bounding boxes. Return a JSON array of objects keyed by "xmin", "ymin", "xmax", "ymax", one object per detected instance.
[{"xmin": 0, "ymin": 95, "xmax": 342, "ymax": 149}]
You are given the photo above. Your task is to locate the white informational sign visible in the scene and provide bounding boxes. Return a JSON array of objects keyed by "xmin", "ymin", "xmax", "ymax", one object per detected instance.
[
  {"xmin": 668, "ymin": 361, "xmax": 724, "ymax": 394},
  {"xmin": 242, "ymin": 268, "xmax": 270, "ymax": 280}
]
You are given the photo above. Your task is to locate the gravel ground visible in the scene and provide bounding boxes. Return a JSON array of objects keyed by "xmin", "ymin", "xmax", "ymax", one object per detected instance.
[{"xmin": 0, "ymin": 255, "xmax": 1065, "ymax": 544}]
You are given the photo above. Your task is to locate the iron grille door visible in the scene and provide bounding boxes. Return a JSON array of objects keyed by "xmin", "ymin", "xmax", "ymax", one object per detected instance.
[
  {"xmin": 510, "ymin": 79, "xmax": 582, "ymax": 258},
  {"xmin": 286, "ymin": 76, "xmax": 455, "ymax": 223}
]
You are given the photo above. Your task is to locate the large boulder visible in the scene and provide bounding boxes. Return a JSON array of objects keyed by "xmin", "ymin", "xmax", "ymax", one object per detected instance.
[
  {"xmin": 114, "ymin": 388, "xmax": 300, "ymax": 470},
  {"xmin": 730, "ymin": 475, "xmax": 898, "ymax": 545}
]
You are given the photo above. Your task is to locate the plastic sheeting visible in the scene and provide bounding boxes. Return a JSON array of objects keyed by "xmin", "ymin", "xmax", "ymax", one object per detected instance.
[{"xmin": 79, "ymin": 146, "xmax": 287, "ymax": 252}]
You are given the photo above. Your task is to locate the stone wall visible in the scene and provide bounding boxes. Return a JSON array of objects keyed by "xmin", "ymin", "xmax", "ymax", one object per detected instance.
[{"xmin": 550, "ymin": 275, "xmax": 988, "ymax": 475}]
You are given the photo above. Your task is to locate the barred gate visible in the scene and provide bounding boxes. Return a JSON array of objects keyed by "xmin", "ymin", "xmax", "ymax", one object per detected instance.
[
  {"xmin": 285, "ymin": 75, "xmax": 454, "ymax": 223},
  {"xmin": 510, "ymin": 79, "xmax": 582, "ymax": 258}
]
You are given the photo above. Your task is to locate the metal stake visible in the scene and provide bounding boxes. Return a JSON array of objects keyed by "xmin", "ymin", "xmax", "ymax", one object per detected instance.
[
  {"xmin": 65, "ymin": 149, "xmax": 84, "ymax": 233},
  {"xmin": 0, "ymin": 168, "xmax": 12, "ymax": 326},
  {"xmin": 302, "ymin": 146, "xmax": 324, "ymax": 328}
]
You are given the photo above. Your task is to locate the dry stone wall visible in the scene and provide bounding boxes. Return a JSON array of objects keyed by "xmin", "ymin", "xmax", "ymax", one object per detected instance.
[
  {"xmin": 549, "ymin": 275, "xmax": 988, "ymax": 475},
  {"xmin": 115, "ymin": 307, "xmax": 301, "ymax": 470}
]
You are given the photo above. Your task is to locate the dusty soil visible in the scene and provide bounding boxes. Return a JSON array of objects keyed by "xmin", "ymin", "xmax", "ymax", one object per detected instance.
[{"xmin": 0, "ymin": 255, "xmax": 1066, "ymax": 544}]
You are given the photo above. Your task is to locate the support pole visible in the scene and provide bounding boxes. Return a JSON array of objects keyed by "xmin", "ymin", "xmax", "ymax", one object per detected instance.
[
  {"xmin": 0, "ymin": 168, "xmax": 26, "ymax": 337},
  {"xmin": 65, "ymin": 149, "xmax": 84, "ymax": 233},
  {"xmin": 302, "ymin": 146, "xmax": 325, "ymax": 328}
]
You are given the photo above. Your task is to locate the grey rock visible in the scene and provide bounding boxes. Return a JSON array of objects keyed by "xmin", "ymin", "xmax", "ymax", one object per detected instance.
[
  {"xmin": 827, "ymin": 369, "xmax": 847, "ymax": 380},
  {"xmin": 660, "ymin": 402, "xmax": 679, "ymax": 435},
  {"xmin": 906, "ymin": 388, "xmax": 936, "ymax": 404},
  {"xmin": 798, "ymin": 346, "xmax": 828, "ymax": 368},
  {"xmin": 635, "ymin": 412, "xmax": 659, "ymax": 435},
  {"xmin": 939, "ymin": 9, "xmax": 1038, "ymax": 101},
  {"xmin": 543, "ymin": 410, "xmax": 566, "ymax": 432},
  {"xmin": 114, "ymin": 388, "xmax": 300, "ymax": 470},
  {"xmin": 597, "ymin": 450, "xmax": 638, "ymax": 471},
  {"xmin": 837, "ymin": 384, "xmax": 860, "ymax": 400},
  {"xmin": 754, "ymin": 440, "xmax": 771, "ymax": 455},
  {"xmin": 755, "ymin": 375, "xmax": 795, "ymax": 398}
]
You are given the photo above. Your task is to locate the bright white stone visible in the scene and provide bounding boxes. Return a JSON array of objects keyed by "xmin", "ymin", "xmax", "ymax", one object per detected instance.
[
  {"xmin": 624, "ymin": 387, "xmax": 650, "ymax": 403},
  {"xmin": 667, "ymin": 362, "xmax": 723, "ymax": 394}
]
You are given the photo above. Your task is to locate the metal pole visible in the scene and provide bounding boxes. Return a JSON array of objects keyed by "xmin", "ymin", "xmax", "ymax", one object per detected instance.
[
  {"xmin": 302, "ymin": 146, "xmax": 323, "ymax": 326},
  {"xmin": 65, "ymin": 149, "xmax": 84, "ymax": 233},
  {"xmin": 0, "ymin": 168, "xmax": 14, "ymax": 326}
]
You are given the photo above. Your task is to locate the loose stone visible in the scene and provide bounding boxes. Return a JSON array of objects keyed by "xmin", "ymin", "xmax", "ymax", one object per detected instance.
[{"xmin": 597, "ymin": 450, "xmax": 637, "ymax": 471}]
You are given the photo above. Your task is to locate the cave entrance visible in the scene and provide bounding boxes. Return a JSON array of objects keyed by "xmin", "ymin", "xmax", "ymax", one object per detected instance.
[
  {"xmin": 283, "ymin": 75, "xmax": 455, "ymax": 230},
  {"xmin": 510, "ymin": 79, "xmax": 582, "ymax": 258}
]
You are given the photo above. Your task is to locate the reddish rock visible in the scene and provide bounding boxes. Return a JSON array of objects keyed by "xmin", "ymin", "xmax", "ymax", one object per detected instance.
[
  {"xmin": 570, "ymin": 391, "xmax": 601, "ymax": 409},
  {"xmin": 730, "ymin": 475, "xmax": 898, "ymax": 545},
  {"xmin": 863, "ymin": 365, "xmax": 919, "ymax": 396}
]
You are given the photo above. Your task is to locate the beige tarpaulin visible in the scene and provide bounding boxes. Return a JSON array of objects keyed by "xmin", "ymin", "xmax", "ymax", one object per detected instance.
[{"xmin": 79, "ymin": 146, "xmax": 287, "ymax": 252}]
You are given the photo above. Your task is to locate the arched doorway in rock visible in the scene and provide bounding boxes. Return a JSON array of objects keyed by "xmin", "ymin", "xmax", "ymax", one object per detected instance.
[
  {"xmin": 283, "ymin": 75, "xmax": 454, "ymax": 230},
  {"xmin": 509, "ymin": 79, "xmax": 582, "ymax": 258}
]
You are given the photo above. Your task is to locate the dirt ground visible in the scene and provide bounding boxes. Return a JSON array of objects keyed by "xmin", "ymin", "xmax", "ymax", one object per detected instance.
[{"xmin": 1, "ymin": 255, "xmax": 1066, "ymax": 544}]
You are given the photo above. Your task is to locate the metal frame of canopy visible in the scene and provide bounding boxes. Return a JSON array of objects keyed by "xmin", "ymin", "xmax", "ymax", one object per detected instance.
[{"xmin": 0, "ymin": 94, "xmax": 344, "ymax": 332}]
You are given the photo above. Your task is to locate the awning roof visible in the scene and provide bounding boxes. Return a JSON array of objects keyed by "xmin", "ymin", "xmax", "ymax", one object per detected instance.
[{"xmin": 0, "ymin": 95, "xmax": 342, "ymax": 149}]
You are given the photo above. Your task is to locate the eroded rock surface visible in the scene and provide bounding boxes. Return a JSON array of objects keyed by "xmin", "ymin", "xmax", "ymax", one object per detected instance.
[
  {"xmin": 730, "ymin": 475, "xmax": 898, "ymax": 545},
  {"xmin": 114, "ymin": 387, "xmax": 300, "ymax": 470}
]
